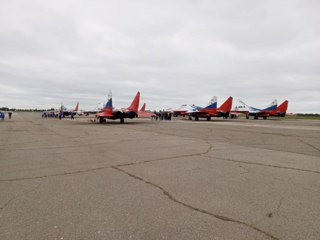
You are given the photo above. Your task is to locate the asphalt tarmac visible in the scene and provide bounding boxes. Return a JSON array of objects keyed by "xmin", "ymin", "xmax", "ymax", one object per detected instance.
[{"xmin": 1, "ymin": 112, "xmax": 320, "ymax": 240}]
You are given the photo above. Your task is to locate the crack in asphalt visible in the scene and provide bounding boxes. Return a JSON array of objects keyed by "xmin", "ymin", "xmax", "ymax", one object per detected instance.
[
  {"xmin": 0, "ymin": 140, "xmax": 118, "ymax": 152},
  {"xmin": 1, "ymin": 136, "xmax": 319, "ymax": 182},
  {"xmin": 0, "ymin": 165, "xmax": 114, "ymax": 182},
  {"xmin": 172, "ymin": 120, "xmax": 320, "ymax": 138},
  {"xmin": 115, "ymin": 140, "xmax": 213, "ymax": 168},
  {"xmin": 112, "ymin": 166, "xmax": 279, "ymax": 240},
  {"xmin": 204, "ymin": 155, "xmax": 320, "ymax": 174},
  {"xmin": 0, "ymin": 139, "xmax": 46, "ymax": 148},
  {"xmin": 0, "ymin": 118, "xmax": 317, "ymax": 239},
  {"xmin": 299, "ymin": 139, "xmax": 320, "ymax": 152},
  {"xmin": 0, "ymin": 140, "xmax": 213, "ymax": 182},
  {"xmin": 252, "ymin": 197, "xmax": 284, "ymax": 227},
  {"xmin": 220, "ymin": 140, "xmax": 320, "ymax": 158},
  {"xmin": 238, "ymin": 163, "xmax": 250, "ymax": 175},
  {"xmin": 142, "ymin": 126, "xmax": 320, "ymax": 157},
  {"xmin": 160, "ymin": 121, "xmax": 320, "ymax": 153},
  {"xmin": 276, "ymin": 197, "xmax": 283, "ymax": 214},
  {"xmin": 0, "ymin": 183, "xmax": 41, "ymax": 211}
]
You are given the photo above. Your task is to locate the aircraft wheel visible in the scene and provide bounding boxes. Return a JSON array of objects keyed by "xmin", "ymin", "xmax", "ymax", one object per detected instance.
[
  {"xmin": 263, "ymin": 116, "xmax": 267, "ymax": 120},
  {"xmin": 195, "ymin": 116, "xmax": 199, "ymax": 121},
  {"xmin": 207, "ymin": 116, "xmax": 211, "ymax": 121},
  {"xmin": 188, "ymin": 116, "xmax": 192, "ymax": 120},
  {"xmin": 246, "ymin": 116, "xmax": 249, "ymax": 119},
  {"xmin": 99, "ymin": 117, "xmax": 104, "ymax": 124},
  {"xmin": 120, "ymin": 118, "xmax": 124, "ymax": 124}
]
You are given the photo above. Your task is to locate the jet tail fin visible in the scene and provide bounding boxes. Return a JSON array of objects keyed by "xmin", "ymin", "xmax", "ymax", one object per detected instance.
[
  {"xmin": 277, "ymin": 100, "xmax": 288, "ymax": 114},
  {"xmin": 263, "ymin": 99, "xmax": 277, "ymax": 111},
  {"xmin": 218, "ymin": 97, "xmax": 233, "ymax": 112},
  {"xmin": 127, "ymin": 91, "xmax": 140, "ymax": 113},
  {"xmin": 74, "ymin": 102, "xmax": 79, "ymax": 112},
  {"xmin": 60, "ymin": 103, "xmax": 66, "ymax": 112},
  {"xmin": 238, "ymin": 99, "xmax": 250, "ymax": 108},
  {"xmin": 104, "ymin": 97, "xmax": 113, "ymax": 109},
  {"xmin": 204, "ymin": 96, "xmax": 217, "ymax": 109},
  {"xmin": 140, "ymin": 103, "xmax": 146, "ymax": 112},
  {"xmin": 102, "ymin": 90, "xmax": 113, "ymax": 111}
]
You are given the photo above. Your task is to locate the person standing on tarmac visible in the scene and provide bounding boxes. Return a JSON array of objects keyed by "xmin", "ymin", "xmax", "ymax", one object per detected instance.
[
  {"xmin": 71, "ymin": 113, "xmax": 74, "ymax": 120},
  {"xmin": 8, "ymin": 111, "xmax": 12, "ymax": 119}
]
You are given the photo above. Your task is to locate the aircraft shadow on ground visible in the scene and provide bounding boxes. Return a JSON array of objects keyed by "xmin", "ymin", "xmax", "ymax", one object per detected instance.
[
  {"xmin": 179, "ymin": 118, "xmax": 283, "ymax": 122},
  {"xmin": 73, "ymin": 120, "xmax": 156, "ymax": 125}
]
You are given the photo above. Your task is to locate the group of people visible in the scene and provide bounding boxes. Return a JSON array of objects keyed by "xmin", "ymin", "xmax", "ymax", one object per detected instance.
[
  {"xmin": 58, "ymin": 112, "xmax": 75, "ymax": 120},
  {"xmin": 42, "ymin": 111, "xmax": 55, "ymax": 118},
  {"xmin": 0, "ymin": 111, "xmax": 12, "ymax": 120},
  {"xmin": 153, "ymin": 111, "xmax": 172, "ymax": 121},
  {"xmin": 42, "ymin": 111, "xmax": 75, "ymax": 120}
]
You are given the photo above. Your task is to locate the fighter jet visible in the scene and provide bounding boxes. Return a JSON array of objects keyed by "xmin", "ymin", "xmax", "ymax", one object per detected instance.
[
  {"xmin": 235, "ymin": 99, "xmax": 278, "ymax": 119},
  {"xmin": 138, "ymin": 103, "xmax": 156, "ymax": 118},
  {"xmin": 56, "ymin": 102, "xmax": 80, "ymax": 117},
  {"xmin": 185, "ymin": 96, "xmax": 233, "ymax": 121},
  {"xmin": 167, "ymin": 104, "xmax": 194, "ymax": 117},
  {"xmin": 96, "ymin": 91, "xmax": 140, "ymax": 124}
]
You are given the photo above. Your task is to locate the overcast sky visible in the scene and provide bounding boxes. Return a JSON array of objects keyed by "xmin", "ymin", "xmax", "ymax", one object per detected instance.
[{"xmin": 0, "ymin": 0, "xmax": 319, "ymax": 112}]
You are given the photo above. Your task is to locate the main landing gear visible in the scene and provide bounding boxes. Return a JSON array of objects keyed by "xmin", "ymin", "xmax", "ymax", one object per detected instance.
[{"xmin": 98, "ymin": 117, "xmax": 106, "ymax": 124}]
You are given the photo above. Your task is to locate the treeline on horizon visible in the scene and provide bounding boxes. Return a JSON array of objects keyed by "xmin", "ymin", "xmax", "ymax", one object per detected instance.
[{"xmin": 0, "ymin": 107, "xmax": 54, "ymax": 112}]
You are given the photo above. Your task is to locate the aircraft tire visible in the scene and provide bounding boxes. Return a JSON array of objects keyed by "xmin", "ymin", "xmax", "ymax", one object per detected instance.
[
  {"xmin": 207, "ymin": 116, "xmax": 211, "ymax": 121},
  {"xmin": 120, "ymin": 118, "xmax": 124, "ymax": 124},
  {"xmin": 99, "ymin": 117, "xmax": 104, "ymax": 124}
]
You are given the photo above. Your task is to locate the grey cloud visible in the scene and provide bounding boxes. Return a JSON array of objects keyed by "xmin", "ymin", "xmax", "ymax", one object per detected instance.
[{"xmin": 0, "ymin": 0, "xmax": 319, "ymax": 112}]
